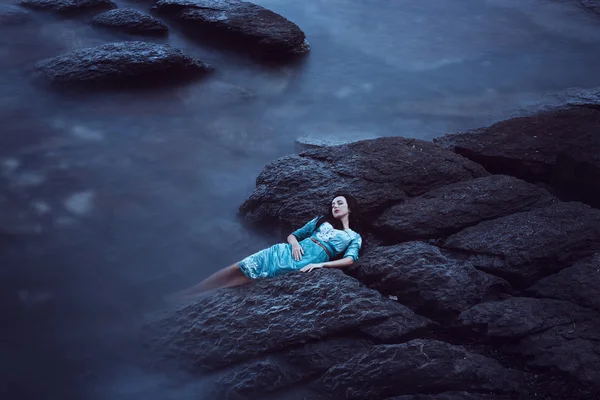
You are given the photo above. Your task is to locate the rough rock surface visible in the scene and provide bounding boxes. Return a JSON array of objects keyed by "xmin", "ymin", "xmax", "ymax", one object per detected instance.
[
  {"xmin": 458, "ymin": 297, "xmax": 600, "ymax": 387},
  {"xmin": 34, "ymin": 41, "xmax": 212, "ymax": 88},
  {"xmin": 373, "ymin": 175, "xmax": 557, "ymax": 242},
  {"xmin": 0, "ymin": 5, "xmax": 32, "ymax": 24},
  {"xmin": 440, "ymin": 201, "xmax": 600, "ymax": 286},
  {"xmin": 349, "ymin": 242, "xmax": 511, "ymax": 320},
  {"xmin": 152, "ymin": 0, "xmax": 309, "ymax": 58},
  {"xmin": 19, "ymin": 0, "xmax": 116, "ymax": 15},
  {"xmin": 528, "ymin": 254, "xmax": 600, "ymax": 312},
  {"xmin": 314, "ymin": 339, "xmax": 525, "ymax": 398},
  {"xmin": 387, "ymin": 393, "xmax": 510, "ymax": 400},
  {"xmin": 91, "ymin": 8, "xmax": 168, "ymax": 36},
  {"xmin": 146, "ymin": 269, "xmax": 427, "ymax": 371},
  {"xmin": 434, "ymin": 107, "xmax": 600, "ymax": 208},
  {"xmin": 239, "ymin": 137, "xmax": 488, "ymax": 229},
  {"xmin": 359, "ymin": 311, "xmax": 436, "ymax": 342},
  {"xmin": 214, "ymin": 337, "xmax": 374, "ymax": 398}
]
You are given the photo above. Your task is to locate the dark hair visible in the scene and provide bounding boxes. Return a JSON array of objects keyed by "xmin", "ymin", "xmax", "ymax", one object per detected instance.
[{"xmin": 315, "ymin": 193, "xmax": 363, "ymax": 234}]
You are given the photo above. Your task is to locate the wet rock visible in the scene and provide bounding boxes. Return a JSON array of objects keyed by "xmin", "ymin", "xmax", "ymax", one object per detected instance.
[
  {"xmin": 440, "ymin": 202, "xmax": 600, "ymax": 287},
  {"xmin": 152, "ymin": 0, "xmax": 309, "ymax": 59},
  {"xmin": 214, "ymin": 338, "xmax": 374, "ymax": 398},
  {"xmin": 349, "ymin": 242, "xmax": 510, "ymax": 321},
  {"xmin": 0, "ymin": 5, "xmax": 32, "ymax": 25},
  {"xmin": 434, "ymin": 107, "xmax": 600, "ymax": 208},
  {"xmin": 91, "ymin": 8, "xmax": 168, "ymax": 36},
  {"xmin": 239, "ymin": 137, "xmax": 488, "ymax": 229},
  {"xmin": 458, "ymin": 297, "xmax": 600, "ymax": 388},
  {"xmin": 387, "ymin": 393, "xmax": 510, "ymax": 400},
  {"xmin": 314, "ymin": 339, "xmax": 525, "ymax": 398},
  {"xmin": 19, "ymin": 0, "xmax": 116, "ymax": 16},
  {"xmin": 458, "ymin": 297, "xmax": 597, "ymax": 337},
  {"xmin": 295, "ymin": 132, "xmax": 380, "ymax": 149},
  {"xmin": 34, "ymin": 41, "xmax": 212, "ymax": 88},
  {"xmin": 146, "ymin": 269, "xmax": 417, "ymax": 371},
  {"xmin": 373, "ymin": 175, "xmax": 557, "ymax": 243},
  {"xmin": 359, "ymin": 308, "xmax": 436, "ymax": 342},
  {"xmin": 527, "ymin": 254, "xmax": 600, "ymax": 312}
]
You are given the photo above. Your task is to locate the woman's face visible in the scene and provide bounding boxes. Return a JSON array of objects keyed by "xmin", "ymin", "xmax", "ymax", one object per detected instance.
[{"xmin": 331, "ymin": 196, "xmax": 350, "ymax": 219}]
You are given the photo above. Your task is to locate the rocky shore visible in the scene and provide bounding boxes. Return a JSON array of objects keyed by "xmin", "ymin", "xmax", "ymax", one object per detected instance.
[{"xmin": 145, "ymin": 101, "xmax": 600, "ymax": 399}]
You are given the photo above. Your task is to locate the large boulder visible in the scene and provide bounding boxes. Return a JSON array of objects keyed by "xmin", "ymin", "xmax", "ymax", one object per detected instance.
[
  {"xmin": 213, "ymin": 337, "xmax": 374, "ymax": 398},
  {"xmin": 34, "ymin": 41, "xmax": 212, "ymax": 88},
  {"xmin": 151, "ymin": 0, "xmax": 309, "ymax": 59},
  {"xmin": 440, "ymin": 202, "xmax": 600, "ymax": 287},
  {"xmin": 314, "ymin": 339, "xmax": 525, "ymax": 398},
  {"xmin": 145, "ymin": 269, "xmax": 429, "ymax": 371},
  {"xmin": 19, "ymin": 0, "xmax": 116, "ymax": 15},
  {"xmin": 527, "ymin": 254, "xmax": 600, "ymax": 313},
  {"xmin": 0, "ymin": 5, "xmax": 32, "ymax": 25},
  {"xmin": 458, "ymin": 297, "xmax": 600, "ymax": 388},
  {"xmin": 349, "ymin": 241, "xmax": 511, "ymax": 321},
  {"xmin": 239, "ymin": 137, "xmax": 488, "ymax": 230},
  {"xmin": 373, "ymin": 175, "xmax": 556, "ymax": 243},
  {"xmin": 434, "ymin": 107, "xmax": 600, "ymax": 208},
  {"xmin": 91, "ymin": 8, "xmax": 168, "ymax": 36}
]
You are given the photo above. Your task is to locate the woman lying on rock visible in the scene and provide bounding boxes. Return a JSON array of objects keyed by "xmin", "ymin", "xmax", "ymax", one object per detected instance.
[{"xmin": 170, "ymin": 194, "xmax": 363, "ymax": 301}]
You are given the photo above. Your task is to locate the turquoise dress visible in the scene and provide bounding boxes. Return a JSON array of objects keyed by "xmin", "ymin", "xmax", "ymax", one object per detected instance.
[{"xmin": 238, "ymin": 217, "xmax": 362, "ymax": 279}]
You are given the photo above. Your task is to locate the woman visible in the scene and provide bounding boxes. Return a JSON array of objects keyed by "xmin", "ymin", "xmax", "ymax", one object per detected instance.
[{"xmin": 170, "ymin": 194, "xmax": 363, "ymax": 301}]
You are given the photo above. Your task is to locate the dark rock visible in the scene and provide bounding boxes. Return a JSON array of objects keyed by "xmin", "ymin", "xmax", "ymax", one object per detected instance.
[
  {"xmin": 373, "ymin": 175, "xmax": 557, "ymax": 243},
  {"xmin": 215, "ymin": 337, "xmax": 374, "ymax": 398},
  {"xmin": 458, "ymin": 297, "xmax": 600, "ymax": 388},
  {"xmin": 0, "ymin": 5, "xmax": 32, "ymax": 25},
  {"xmin": 91, "ymin": 8, "xmax": 168, "ymax": 36},
  {"xmin": 359, "ymin": 309, "xmax": 436, "ymax": 342},
  {"xmin": 387, "ymin": 393, "xmax": 510, "ymax": 400},
  {"xmin": 528, "ymin": 254, "xmax": 600, "ymax": 313},
  {"xmin": 458, "ymin": 297, "xmax": 598, "ymax": 337},
  {"xmin": 152, "ymin": 0, "xmax": 309, "ymax": 59},
  {"xmin": 434, "ymin": 107, "xmax": 600, "ymax": 208},
  {"xmin": 145, "ymin": 269, "xmax": 417, "ymax": 371},
  {"xmin": 19, "ymin": 0, "xmax": 116, "ymax": 16},
  {"xmin": 34, "ymin": 41, "xmax": 212, "ymax": 88},
  {"xmin": 349, "ymin": 242, "xmax": 511, "ymax": 321},
  {"xmin": 239, "ymin": 137, "xmax": 488, "ymax": 230},
  {"xmin": 440, "ymin": 202, "xmax": 600, "ymax": 287},
  {"xmin": 314, "ymin": 339, "xmax": 525, "ymax": 398}
]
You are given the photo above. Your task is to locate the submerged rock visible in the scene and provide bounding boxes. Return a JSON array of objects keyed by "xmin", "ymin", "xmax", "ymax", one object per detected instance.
[
  {"xmin": 152, "ymin": 0, "xmax": 309, "ymax": 59},
  {"xmin": 434, "ymin": 107, "xmax": 600, "ymax": 208},
  {"xmin": 19, "ymin": 0, "xmax": 116, "ymax": 15},
  {"xmin": 0, "ymin": 5, "xmax": 32, "ymax": 25},
  {"xmin": 34, "ymin": 41, "xmax": 212, "ymax": 88},
  {"xmin": 91, "ymin": 8, "xmax": 168, "ymax": 36}
]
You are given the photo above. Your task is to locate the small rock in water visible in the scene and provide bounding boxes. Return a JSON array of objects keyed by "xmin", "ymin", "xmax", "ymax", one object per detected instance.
[
  {"xmin": 295, "ymin": 132, "xmax": 380, "ymax": 149},
  {"xmin": 91, "ymin": 8, "xmax": 169, "ymax": 36},
  {"xmin": 34, "ymin": 41, "xmax": 212, "ymax": 89},
  {"xmin": 19, "ymin": 0, "xmax": 117, "ymax": 16},
  {"xmin": 0, "ymin": 5, "xmax": 32, "ymax": 25}
]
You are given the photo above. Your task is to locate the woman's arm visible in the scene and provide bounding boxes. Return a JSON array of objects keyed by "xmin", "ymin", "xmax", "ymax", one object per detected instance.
[{"xmin": 323, "ymin": 257, "xmax": 354, "ymax": 268}]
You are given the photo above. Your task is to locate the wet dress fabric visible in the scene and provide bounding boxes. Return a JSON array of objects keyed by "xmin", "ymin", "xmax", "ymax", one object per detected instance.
[{"xmin": 238, "ymin": 217, "xmax": 362, "ymax": 279}]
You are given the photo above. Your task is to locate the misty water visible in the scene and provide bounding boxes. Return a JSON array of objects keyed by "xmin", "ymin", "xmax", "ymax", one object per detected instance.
[{"xmin": 2, "ymin": 0, "xmax": 600, "ymax": 398}]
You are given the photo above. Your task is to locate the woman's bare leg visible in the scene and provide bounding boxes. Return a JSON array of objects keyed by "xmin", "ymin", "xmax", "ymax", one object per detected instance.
[{"xmin": 166, "ymin": 263, "xmax": 251, "ymax": 302}]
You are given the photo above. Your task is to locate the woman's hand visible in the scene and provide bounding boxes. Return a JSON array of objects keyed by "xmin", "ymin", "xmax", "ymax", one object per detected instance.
[
  {"xmin": 291, "ymin": 243, "xmax": 304, "ymax": 261},
  {"xmin": 300, "ymin": 263, "xmax": 324, "ymax": 272}
]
